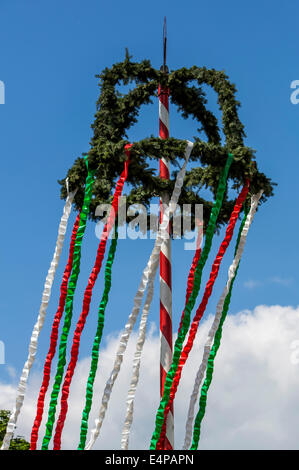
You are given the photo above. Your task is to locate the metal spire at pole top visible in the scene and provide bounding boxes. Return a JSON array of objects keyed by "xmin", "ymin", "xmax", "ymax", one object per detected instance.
[
  {"xmin": 161, "ymin": 16, "xmax": 168, "ymax": 73},
  {"xmin": 158, "ymin": 15, "xmax": 173, "ymax": 450}
]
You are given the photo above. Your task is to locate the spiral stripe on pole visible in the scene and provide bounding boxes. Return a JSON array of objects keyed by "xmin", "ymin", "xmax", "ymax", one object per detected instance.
[{"xmin": 159, "ymin": 83, "xmax": 173, "ymax": 449}]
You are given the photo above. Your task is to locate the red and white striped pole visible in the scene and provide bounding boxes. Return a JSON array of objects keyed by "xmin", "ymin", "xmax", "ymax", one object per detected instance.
[{"xmin": 158, "ymin": 17, "xmax": 174, "ymax": 450}]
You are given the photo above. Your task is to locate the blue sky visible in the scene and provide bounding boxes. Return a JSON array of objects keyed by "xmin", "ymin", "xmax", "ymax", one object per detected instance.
[{"xmin": 0, "ymin": 0, "xmax": 298, "ymax": 388}]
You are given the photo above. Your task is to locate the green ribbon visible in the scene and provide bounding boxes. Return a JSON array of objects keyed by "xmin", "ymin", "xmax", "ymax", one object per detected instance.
[
  {"xmin": 42, "ymin": 160, "xmax": 95, "ymax": 450},
  {"xmin": 190, "ymin": 205, "xmax": 249, "ymax": 450},
  {"xmin": 150, "ymin": 153, "xmax": 234, "ymax": 449},
  {"xmin": 78, "ymin": 227, "xmax": 118, "ymax": 450}
]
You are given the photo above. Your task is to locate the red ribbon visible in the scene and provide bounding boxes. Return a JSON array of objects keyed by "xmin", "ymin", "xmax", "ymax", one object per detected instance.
[
  {"xmin": 178, "ymin": 244, "xmax": 202, "ymax": 334},
  {"xmin": 156, "ymin": 180, "xmax": 250, "ymax": 448},
  {"xmin": 52, "ymin": 148, "xmax": 131, "ymax": 449},
  {"xmin": 30, "ymin": 212, "xmax": 81, "ymax": 450}
]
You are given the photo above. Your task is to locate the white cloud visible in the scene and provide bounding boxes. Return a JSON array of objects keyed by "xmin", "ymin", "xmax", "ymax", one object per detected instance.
[
  {"xmin": 243, "ymin": 280, "xmax": 262, "ymax": 289},
  {"xmin": 244, "ymin": 277, "xmax": 294, "ymax": 289},
  {"xmin": 1, "ymin": 305, "xmax": 299, "ymax": 450},
  {"xmin": 269, "ymin": 276, "xmax": 294, "ymax": 287}
]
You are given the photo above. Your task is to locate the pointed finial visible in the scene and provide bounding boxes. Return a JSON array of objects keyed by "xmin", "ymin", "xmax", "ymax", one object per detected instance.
[{"xmin": 161, "ymin": 16, "xmax": 168, "ymax": 73}]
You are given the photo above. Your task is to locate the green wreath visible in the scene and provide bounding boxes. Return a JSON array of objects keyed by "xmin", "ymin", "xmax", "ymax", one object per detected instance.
[{"xmin": 59, "ymin": 51, "xmax": 274, "ymax": 232}]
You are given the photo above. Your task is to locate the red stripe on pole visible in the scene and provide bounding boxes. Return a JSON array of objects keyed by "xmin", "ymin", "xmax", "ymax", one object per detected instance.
[
  {"xmin": 159, "ymin": 121, "xmax": 170, "ymax": 141},
  {"xmin": 160, "ymin": 252, "xmax": 172, "ymax": 288},
  {"xmin": 52, "ymin": 148, "xmax": 131, "ymax": 450},
  {"xmin": 158, "ymin": 85, "xmax": 169, "ymax": 110},
  {"xmin": 156, "ymin": 181, "xmax": 250, "ymax": 447},
  {"xmin": 160, "ymin": 365, "xmax": 167, "ymax": 395},
  {"xmin": 160, "ymin": 303, "xmax": 173, "ymax": 350},
  {"xmin": 159, "ymin": 160, "xmax": 170, "ymax": 180},
  {"xmin": 30, "ymin": 212, "xmax": 81, "ymax": 450}
]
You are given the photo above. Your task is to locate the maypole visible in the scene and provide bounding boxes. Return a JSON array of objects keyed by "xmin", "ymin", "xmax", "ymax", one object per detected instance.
[
  {"xmin": 159, "ymin": 17, "xmax": 174, "ymax": 450},
  {"xmin": 0, "ymin": 44, "xmax": 274, "ymax": 451}
]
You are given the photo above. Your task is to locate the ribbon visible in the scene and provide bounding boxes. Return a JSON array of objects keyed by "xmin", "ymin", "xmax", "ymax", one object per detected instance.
[
  {"xmin": 85, "ymin": 140, "xmax": 194, "ymax": 450},
  {"xmin": 52, "ymin": 152, "xmax": 131, "ymax": 449},
  {"xmin": 182, "ymin": 204, "xmax": 249, "ymax": 449},
  {"xmin": 41, "ymin": 161, "xmax": 95, "ymax": 450},
  {"xmin": 78, "ymin": 228, "xmax": 118, "ymax": 450},
  {"xmin": 149, "ymin": 154, "xmax": 234, "ymax": 450},
  {"xmin": 190, "ymin": 192, "xmax": 263, "ymax": 450},
  {"xmin": 155, "ymin": 180, "xmax": 250, "ymax": 448},
  {"xmin": 178, "ymin": 239, "xmax": 202, "ymax": 334},
  {"xmin": 30, "ymin": 212, "xmax": 81, "ymax": 450},
  {"xmin": 120, "ymin": 252, "xmax": 158, "ymax": 450},
  {"xmin": 1, "ymin": 182, "xmax": 77, "ymax": 451}
]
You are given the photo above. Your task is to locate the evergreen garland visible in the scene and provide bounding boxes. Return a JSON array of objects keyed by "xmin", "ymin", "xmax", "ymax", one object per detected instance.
[{"xmin": 59, "ymin": 52, "xmax": 274, "ymax": 232}]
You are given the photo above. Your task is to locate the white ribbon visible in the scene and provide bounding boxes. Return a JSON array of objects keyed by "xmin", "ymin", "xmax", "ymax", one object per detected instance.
[
  {"xmin": 1, "ymin": 184, "xmax": 77, "ymax": 450},
  {"xmin": 182, "ymin": 191, "xmax": 263, "ymax": 450},
  {"xmin": 120, "ymin": 258, "xmax": 159, "ymax": 450},
  {"xmin": 85, "ymin": 141, "xmax": 194, "ymax": 450}
]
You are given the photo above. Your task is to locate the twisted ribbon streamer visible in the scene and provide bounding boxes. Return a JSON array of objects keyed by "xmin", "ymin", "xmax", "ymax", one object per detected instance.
[
  {"xmin": 178, "ymin": 238, "xmax": 202, "ymax": 334},
  {"xmin": 190, "ymin": 192, "xmax": 263, "ymax": 450},
  {"xmin": 30, "ymin": 211, "xmax": 81, "ymax": 449},
  {"xmin": 41, "ymin": 161, "xmax": 95, "ymax": 449},
  {"xmin": 78, "ymin": 228, "xmax": 119, "ymax": 450},
  {"xmin": 150, "ymin": 153, "xmax": 234, "ymax": 450},
  {"xmin": 1, "ymin": 181, "xmax": 77, "ymax": 451},
  {"xmin": 182, "ymin": 204, "xmax": 249, "ymax": 449},
  {"xmin": 85, "ymin": 140, "xmax": 194, "ymax": 450},
  {"xmin": 53, "ymin": 153, "xmax": 131, "ymax": 449},
  {"xmin": 120, "ymin": 255, "xmax": 158, "ymax": 450},
  {"xmin": 155, "ymin": 180, "xmax": 250, "ymax": 448}
]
